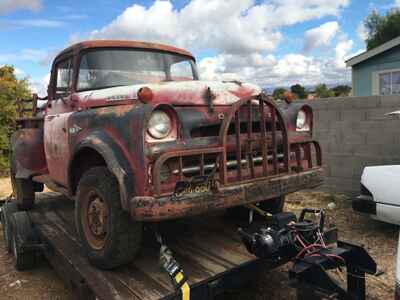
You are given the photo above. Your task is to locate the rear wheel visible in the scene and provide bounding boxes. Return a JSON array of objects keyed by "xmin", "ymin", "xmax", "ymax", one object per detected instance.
[
  {"xmin": 10, "ymin": 211, "xmax": 37, "ymax": 271},
  {"xmin": 1, "ymin": 201, "xmax": 18, "ymax": 253},
  {"xmin": 10, "ymin": 152, "xmax": 35, "ymax": 210},
  {"xmin": 75, "ymin": 167, "xmax": 143, "ymax": 269}
]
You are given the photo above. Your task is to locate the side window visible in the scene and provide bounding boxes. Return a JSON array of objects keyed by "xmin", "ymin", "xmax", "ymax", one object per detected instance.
[
  {"xmin": 170, "ymin": 61, "xmax": 194, "ymax": 81},
  {"xmin": 55, "ymin": 58, "xmax": 72, "ymax": 96}
]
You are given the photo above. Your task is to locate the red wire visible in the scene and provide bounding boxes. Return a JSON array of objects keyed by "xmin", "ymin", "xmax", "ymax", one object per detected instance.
[
  {"xmin": 296, "ymin": 243, "xmax": 324, "ymax": 259},
  {"xmin": 295, "ymin": 234, "xmax": 307, "ymax": 248}
]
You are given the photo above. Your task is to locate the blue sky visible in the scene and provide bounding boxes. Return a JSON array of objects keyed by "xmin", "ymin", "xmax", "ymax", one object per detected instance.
[{"xmin": 0, "ymin": 0, "xmax": 399, "ymax": 93}]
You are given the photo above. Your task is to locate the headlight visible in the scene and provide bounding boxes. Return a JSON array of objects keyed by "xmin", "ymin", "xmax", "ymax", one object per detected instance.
[
  {"xmin": 296, "ymin": 110, "xmax": 310, "ymax": 131},
  {"xmin": 148, "ymin": 110, "xmax": 172, "ymax": 139}
]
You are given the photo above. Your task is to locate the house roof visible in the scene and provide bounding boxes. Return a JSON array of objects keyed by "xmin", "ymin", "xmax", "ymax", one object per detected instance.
[{"xmin": 346, "ymin": 35, "xmax": 400, "ymax": 67}]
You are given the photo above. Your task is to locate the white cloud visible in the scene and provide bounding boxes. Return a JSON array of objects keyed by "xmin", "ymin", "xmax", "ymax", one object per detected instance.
[
  {"xmin": 4, "ymin": 19, "xmax": 64, "ymax": 28},
  {"xmin": 304, "ymin": 21, "xmax": 339, "ymax": 51},
  {"xmin": 88, "ymin": 0, "xmax": 349, "ymax": 56},
  {"xmin": 334, "ymin": 39, "xmax": 353, "ymax": 69},
  {"xmin": 396, "ymin": 0, "xmax": 400, "ymax": 7},
  {"xmin": 81, "ymin": 0, "xmax": 352, "ymax": 88},
  {"xmin": 14, "ymin": 67, "xmax": 25, "ymax": 77},
  {"xmin": 0, "ymin": 49, "xmax": 48, "ymax": 64},
  {"xmin": 357, "ymin": 22, "xmax": 368, "ymax": 41},
  {"xmin": 0, "ymin": 0, "xmax": 41, "ymax": 14},
  {"xmin": 199, "ymin": 37, "xmax": 355, "ymax": 88},
  {"xmin": 30, "ymin": 73, "xmax": 49, "ymax": 96}
]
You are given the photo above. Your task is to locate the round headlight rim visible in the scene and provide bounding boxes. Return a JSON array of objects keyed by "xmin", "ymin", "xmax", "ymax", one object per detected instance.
[{"xmin": 147, "ymin": 109, "xmax": 173, "ymax": 140}]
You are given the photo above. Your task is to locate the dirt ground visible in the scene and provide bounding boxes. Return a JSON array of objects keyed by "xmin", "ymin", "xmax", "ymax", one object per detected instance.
[
  {"xmin": 0, "ymin": 178, "xmax": 397, "ymax": 300},
  {"xmin": 0, "ymin": 178, "xmax": 12, "ymax": 199}
]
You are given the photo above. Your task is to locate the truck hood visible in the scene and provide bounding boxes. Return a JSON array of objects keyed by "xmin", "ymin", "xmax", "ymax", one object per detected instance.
[
  {"xmin": 361, "ymin": 165, "xmax": 400, "ymax": 205},
  {"xmin": 76, "ymin": 80, "xmax": 262, "ymax": 108}
]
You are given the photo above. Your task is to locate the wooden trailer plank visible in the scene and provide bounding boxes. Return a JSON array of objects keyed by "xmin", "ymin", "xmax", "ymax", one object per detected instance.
[
  {"xmin": 29, "ymin": 215, "xmax": 139, "ymax": 300},
  {"xmin": 28, "ymin": 193, "xmax": 261, "ymax": 300}
]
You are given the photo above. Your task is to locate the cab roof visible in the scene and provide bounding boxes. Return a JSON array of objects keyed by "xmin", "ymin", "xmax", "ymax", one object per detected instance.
[{"xmin": 55, "ymin": 40, "xmax": 195, "ymax": 61}]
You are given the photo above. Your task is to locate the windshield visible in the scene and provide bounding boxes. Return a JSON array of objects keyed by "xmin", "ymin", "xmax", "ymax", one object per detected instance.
[{"xmin": 77, "ymin": 49, "xmax": 198, "ymax": 91}]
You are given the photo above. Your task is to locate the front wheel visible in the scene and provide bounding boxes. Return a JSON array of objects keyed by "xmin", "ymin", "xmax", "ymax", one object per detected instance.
[
  {"xmin": 75, "ymin": 167, "xmax": 143, "ymax": 269},
  {"xmin": 259, "ymin": 196, "xmax": 285, "ymax": 214}
]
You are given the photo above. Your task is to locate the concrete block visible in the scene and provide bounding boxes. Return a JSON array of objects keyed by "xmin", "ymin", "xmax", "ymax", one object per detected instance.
[
  {"xmin": 366, "ymin": 108, "xmax": 397, "ymax": 120},
  {"xmin": 317, "ymin": 110, "xmax": 341, "ymax": 122},
  {"xmin": 365, "ymin": 132, "xmax": 395, "ymax": 145},
  {"xmin": 383, "ymin": 119, "xmax": 400, "ymax": 133},
  {"xmin": 330, "ymin": 120, "xmax": 354, "ymax": 132},
  {"xmin": 351, "ymin": 96, "xmax": 380, "ymax": 109},
  {"xmin": 352, "ymin": 144, "xmax": 385, "ymax": 157},
  {"xmin": 322, "ymin": 99, "xmax": 353, "ymax": 110},
  {"xmin": 350, "ymin": 120, "xmax": 385, "ymax": 133},
  {"xmin": 382, "ymin": 155, "xmax": 400, "ymax": 165},
  {"xmin": 352, "ymin": 155, "xmax": 385, "ymax": 175},
  {"xmin": 324, "ymin": 177, "xmax": 359, "ymax": 194},
  {"xmin": 342, "ymin": 132, "xmax": 366, "ymax": 145},
  {"xmin": 331, "ymin": 143, "xmax": 358, "ymax": 155},
  {"xmin": 380, "ymin": 95, "xmax": 400, "ymax": 108},
  {"xmin": 341, "ymin": 109, "xmax": 366, "ymax": 122},
  {"xmin": 330, "ymin": 164, "xmax": 354, "ymax": 179}
]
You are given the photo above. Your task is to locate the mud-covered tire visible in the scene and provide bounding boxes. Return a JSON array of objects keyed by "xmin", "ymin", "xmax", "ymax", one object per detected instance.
[
  {"xmin": 228, "ymin": 196, "xmax": 286, "ymax": 221},
  {"xmin": 10, "ymin": 211, "xmax": 37, "ymax": 271},
  {"xmin": 10, "ymin": 153, "xmax": 35, "ymax": 210},
  {"xmin": 75, "ymin": 167, "xmax": 143, "ymax": 269},
  {"xmin": 1, "ymin": 201, "xmax": 18, "ymax": 253}
]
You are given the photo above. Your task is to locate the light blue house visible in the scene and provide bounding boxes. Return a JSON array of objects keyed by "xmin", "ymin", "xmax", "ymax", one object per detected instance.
[{"xmin": 346, "ymin": 36, "xmax": 400, "ymax": 96}]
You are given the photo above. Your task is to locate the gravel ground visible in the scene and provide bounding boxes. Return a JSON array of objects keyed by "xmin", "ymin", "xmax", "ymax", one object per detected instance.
[{"xmin": 0, "ymin": 179, "xmax": 397, "ymax": 299}]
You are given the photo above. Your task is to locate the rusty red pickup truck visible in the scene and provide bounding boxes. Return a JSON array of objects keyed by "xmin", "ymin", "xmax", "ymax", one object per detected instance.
[{"xmin": 10, "ymin": 40, "xmax": 323, "ymax": 269}]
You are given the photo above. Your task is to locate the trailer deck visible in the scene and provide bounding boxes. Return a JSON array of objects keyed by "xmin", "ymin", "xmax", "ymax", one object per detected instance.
[{"xmin": 26, "ymin": 192, "xmax": 268, "ymax": 300}]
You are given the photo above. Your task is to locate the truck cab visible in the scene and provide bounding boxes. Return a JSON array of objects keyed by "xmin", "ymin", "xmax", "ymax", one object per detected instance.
[{"xmin": 10, "ymin": 40, "xmax": 323, "ymax": 269}]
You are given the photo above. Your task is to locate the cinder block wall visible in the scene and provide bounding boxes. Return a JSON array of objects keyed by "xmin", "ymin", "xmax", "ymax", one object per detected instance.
[{"xmin": 303, "ymin": 95, "xmax": 400, "ymax": 194}]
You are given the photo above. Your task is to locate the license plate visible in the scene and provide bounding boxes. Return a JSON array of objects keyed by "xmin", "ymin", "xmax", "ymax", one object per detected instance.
[{"xmin": 173, "ymin": 176, "xmax": 214, "ymax": 198}]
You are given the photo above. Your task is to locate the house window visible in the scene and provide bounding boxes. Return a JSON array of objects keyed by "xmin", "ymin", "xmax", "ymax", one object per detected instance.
[{"xmin": 379, "ymin": 71, "xmax": 400, "ymax": 95}]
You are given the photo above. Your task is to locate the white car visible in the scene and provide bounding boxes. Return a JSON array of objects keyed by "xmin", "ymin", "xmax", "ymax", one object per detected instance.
[{"xmin": 353, "ymin": 166, "xmax": 400, "ymax": 226}]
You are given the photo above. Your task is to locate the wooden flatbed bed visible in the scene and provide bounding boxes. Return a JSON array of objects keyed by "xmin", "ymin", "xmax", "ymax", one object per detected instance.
[{"xmin": 25, "ymin": 193, "xmax": 273, "ymax": 300}]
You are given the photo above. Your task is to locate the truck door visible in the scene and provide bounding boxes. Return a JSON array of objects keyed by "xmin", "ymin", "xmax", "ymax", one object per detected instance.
[{"xmin": 44, "ymin": 57, "xmax": 74, "ymax": 186}]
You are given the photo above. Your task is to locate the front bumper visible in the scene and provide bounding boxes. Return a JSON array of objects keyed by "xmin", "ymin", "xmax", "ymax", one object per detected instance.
[
  {"xmin": 130, "ymin": 167, "xmax": 324, "ymax": 221},
  {"xmin": 352, "ymin": 195, "xmax": 377, "ymax": 215}
]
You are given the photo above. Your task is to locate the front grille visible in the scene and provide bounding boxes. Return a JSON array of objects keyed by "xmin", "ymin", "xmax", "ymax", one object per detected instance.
[{"xmin": 152, "ymin": 95, "xmax": 321, "ymax": 196}]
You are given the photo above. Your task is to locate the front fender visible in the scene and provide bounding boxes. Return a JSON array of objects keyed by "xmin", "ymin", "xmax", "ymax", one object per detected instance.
[
  {"xmin": 278, "ymin": 102, "xmax": 313, "ymax": 133},
  {"xmin": 69, "ymin": 131, "xmax": 135, "ymax": 211}
]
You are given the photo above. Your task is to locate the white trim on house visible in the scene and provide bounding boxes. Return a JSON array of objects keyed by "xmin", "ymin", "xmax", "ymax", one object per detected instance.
[
  {"xmin": 371, "ymin": 67, "xmax": 400, "ymax": 95},
  {"xmin": 346, "ymin": 36, "xmax": 400, "ymax": 67}
]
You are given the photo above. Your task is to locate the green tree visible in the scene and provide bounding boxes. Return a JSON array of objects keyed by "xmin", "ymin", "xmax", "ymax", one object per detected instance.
[
  {"xmin": 364, "ymin": 9, "xmax": 400, "ymax": 50},
  {"xmin": 332, "ymin": 85, "xmax": 352, "ymax": 97},
  {"xmin": 272, "ymin": 87, "xmax": 287, "ymax": 100},
  {"xmin": 290, "ymin": 84, "xmax": 307, "ymax": 99},
  {"xmin": 0, "ymin": 65, "xmax": 31, "ymax": 173},
  {"xmin": 315, "ymin": 84, "xmax": 335, "ymax": 98}
]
